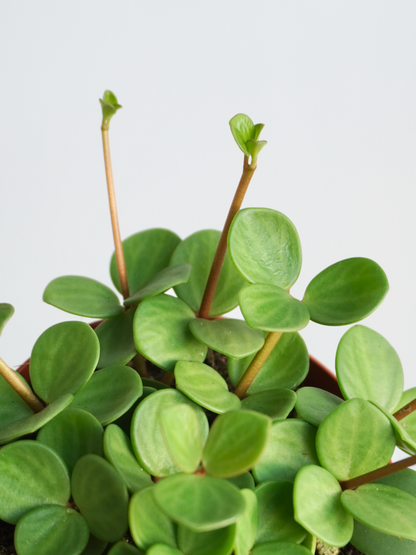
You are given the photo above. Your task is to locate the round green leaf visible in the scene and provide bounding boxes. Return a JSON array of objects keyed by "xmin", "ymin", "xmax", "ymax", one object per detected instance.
[
  {"xmin": 189, "ymin": 318, "xmax": 265, "ymax": 358},
  {"xmin": 43, "ymin": 276, "xmax": 123, "ymax": 318},
  {"xmin": 229, "ymin": 113, "xmax": 255, "ymax": 156},
  {"xmin": 226, "ymin": 472, "xmax": 255, "ymax": 491},
  {"xmin": 131, "ymin": 389, "xmax": 209, "ymax": 477},
  {"xmin": 170, "ymin": 229, "xmax": 246, "ymax": 317},
  {"xmin": 15, "ymin": 505, "xmax": 89, "ymax": 555},
  {"xmin": 175, "ymin": 361, "xmax": 241, "ymax": 414},
  {"xmin": 30, "ymin": 321, "xmax": 100, "ymax": 403},
  {"xmin": 341, "ymin": 483, "xmax": 416, "ymax": 540},
  {"xmin": 0, "ymin": 440, "xmax": 70, "ymax": 524},
  {"xmin": 293, "ymin": 465, "xmax": 353, "ymax": 547},
  {"xmin": 295, "ymin": 387, "xmax": 343, "ymax": 427},
  {"xmin": 0, "ymin": 372, "xmax": 34, "ymax": 427},
  {"xmin": 71, "ymin": 365, "xmax": 143, "ymax": 425},
  {"xmin": 336, "ymin": 325, "xmax": 403, "ymax": 413},
  {"xmin": 153, "ymin": 473, "xmax": 245, "ymax": 532},
  {"xmin": 203, "ymin": 410, "xmax": 271, "ymax": 478},
  {"xmin": 303, "ymin": 257, "xmax": 389, "ymax": 325},
  {"xmin": 228, "ymin": 207, "xmax": 302, "ymax": 289},
  {"xmin": 251, "ymin": 542, "xmax": 311, "ymax": 555},
  {"xmin": 81, "ymin": 534, "xmax": 108, "ymax": 555},
  {"xmin": 129, "ymin": 486, "xmax": 177, "ymax": 550},
  {"xmin": 134, "ymin": 294, "xmax": 207, "ymax": 372},
  {"xmin": 0, "ymin": 303, "xmax": 14, "ymax": 335},
  {"xmin": 178, "ymin": 523, "xmax": 236, "ymax": 555},
  {"xmin": 316, "ymin": 398, "xmax": 396, "ymax": 481},
  {"xmin": 104, "ymin": 424, "xmax": 152, "ymax": 493},
  {"xmin": 72, "ymin": 454, "xmax": 129, "ymax": 543},
  {"xmin": 124, "ymin": 264, "xmax": 192, "ymax": 306},
  {"xmin": 233, "ymin": 489, "xmax": 258, "ymax": 555},
  {"xmin": 253, "ymin": 419, "xmax": 319, "ymax": 483},
  {"xmin": 146, "ymin": 545, "xmax": 182, "ymax": 555},
  {"xmin": 352, "ymin": 521, "xmax": 416, "ymax": 555},
  {"xmin": 242, "ymin": 389, "xmax": 297, "ymax": 421},
  {"xmin": 95, "ymin": 309, "xmax": 137, "ymax": 369},
  {"xmin": 37, "ymin": 408, "xmax": 104, "ymax": 474},
  {"xmin": 110, "ymin": 228, "xmax": 181, "ymax": 295},
  {"xmin": 370, "ymin": 401, "xmax": 416, "ymax": 456},
  {"xmin": 255, "ymin": 480, "xmax": 306, "ymax": 544}
]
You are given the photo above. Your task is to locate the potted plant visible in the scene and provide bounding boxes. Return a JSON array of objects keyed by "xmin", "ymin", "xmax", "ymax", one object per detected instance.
[{"xmin": 1, "ymin": 91, "xmax": 416, "ymax": 555}]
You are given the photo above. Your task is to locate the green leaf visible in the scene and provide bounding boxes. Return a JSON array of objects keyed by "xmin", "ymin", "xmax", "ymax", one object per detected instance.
[
  {"xmin": 255, "ymin": 480, "xmax": 307, "ymax": 544},
  {"xmin": 81, "ymin": 534, "xmax": 108, "ymax": 555},
  {"xmin": 175, "ymin": 361, "xmax": 241, "ymax": 414},
  {"xmin": 30, "ymin": 321, "xmax": 100, "ymax": 403},
  {"xmin": 43, "ymin": 276, "xmax": 123, "ymax": 318},
  {"xmin": 341, "ymin": 484, "xmax": 416, "ymax": 540},
  {"xmin": 153, "ymin": 473, "xmax": 245, "ymax": 532},
  {"xmin": 251, "ymin": 542, "xmax": 311, "ymax": 555},
  {"xmin": 133, "ymin": 294, "xmax": 207, "ymax": 372},
  {"xmin": 103, "ymin": 424, "xmax": 152, "ymax": 493},
  {"xmin": 229, "ymin": 113, "xmax": 255, "ymax": 156},
  {"xmin": 293, "ymin": 465, "xmax": 353, "ymax": 547},
  {"xmin": 239, "ymin": 284, "xmax": 310, "ymax": 332},
  {"xmin": 370, "ymin": 401, "xmax": 416, "ymax": 456},
  {"xmin": 0, "ymin": 303, "xmax": 14, "ymax": 335},
  {"xmin": 110, "ymin": 229, "xmax": 181, "ymax": 295},
  {"xmin": 146, "ymin": 545, "xmax": 182, "ymax": 555},
  {"xmin": 0, "ymin": 372, "xmax": 34, "ymax": 427},
  {"xmin": 295, "ymin": 387, "xmax": 343, "ymax": 427},
  {"xmin": 228, "ymin": 208, "xmax": 302, "ymax": 289},
  {"xmin": 395, "ymin": 387, "xmax": 416, "ymax": 412},
  {"xmin": 242, "ymin": 389, "xmax": 297, "ymax": 421},
  {"xmin": 246, "ymin": 139, "xmax": 267, "ymax": 162},
  {"xmin": 303, "ymin": 257, "xmax": 389, "ymax": 325},
  {"xmin": 170, "ymin": 230, "xmax": 246, "ymax": 317},
  {"xmin": 72, "ymin": 454, "xmax": 129, "ymax": 543},
  {"xmin": 100, "ymin": 90, "xmax": 122, "ymax": 130},
  {"xmin": 129, "ymin": 486, "xmax": 177, "ymax": 550},
  {"xmin": 226, "ymin": 472, "xmax": 255, "ymax": 491},
  {"xmin": 71, "ymin": 365, "xmax": 143, "ymax": 425},
  {"xmin": 178, "ymin": 523, "xmax": 236, "ymax": 555},
  {"xmin": 203, "ymin": 410, "xmax": 271, "ymax": 478},
  {"xmin": 37, "ymin": 408, "xmax": 103, "ymax": 474},
  {"xmin": 253, "ymin": 419, "xmax": 319, "ymax": 483},
  {"xmin": 233, "ymin": 489, "xmax": 258, "ymax": 555},
  {"xmin": 108, "ymin": 542, "xmax": 143, "ymax": 555},
  {"xmin": 0, "ymin": 440, "xmax": 70, "ymax": 524},
  {"xmin": 228, "ymin": 332, "xmax": 309, "ymax": 393},
  {"xmin": 301, "ymin": 534, "xmax": 316, "ymax": 554},
  {"xmin": 336, "ymin": 325, "xmax": 403, "ymax": 413},
  {"xmin": 95, "ymin": 309, "xmax": 137, "ymax": 369},
  {"xmin": 316, "ymin": 398, "xmax": 396, "ymax": 481},
  {"xmin": 124, "ymin": 264, "xmax": 192, "ymax": 306},
  {"xmin": 131, "ymin": 389, "xmax": 208, "ymax": 477},
  {"xmin": 14, "ymin": 505, "xmax": 89, "ymax": 555},
  {"xmin": 189, "ymin": 318, "xmax": 265, "ymax": 358}
]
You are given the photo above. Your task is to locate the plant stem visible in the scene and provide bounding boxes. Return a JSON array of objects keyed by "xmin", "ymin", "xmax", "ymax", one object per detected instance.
[
  {"xmin": 233, "ymin": 331, "xmax": 283, "ymax": 399},
  {"xmin": 198, "ymin": 156, "xmax": 256, "ymax": 319},
  {"xmin": 0, "ymin": 356, "xmax": 44, "ymax": 413},
  {"xmin": 101, "ymin": 127, "xmax": 130, "ymax": 300},
  {"xmin": 393, "ymin": 397, "xmax": 416, "ymax": 421},
  {"xmin": 341, "ymin": 454, "xmax": 416, "ymax": 491}
]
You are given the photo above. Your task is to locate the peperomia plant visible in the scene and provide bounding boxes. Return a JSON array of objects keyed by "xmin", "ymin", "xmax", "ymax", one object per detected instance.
[{"xmin": 1, "ymin": 92, "xmax": 416, "ymax": 555}]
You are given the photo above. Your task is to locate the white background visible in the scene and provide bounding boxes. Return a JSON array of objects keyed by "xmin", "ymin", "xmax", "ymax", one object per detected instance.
[{"xmin": 0, "ymin": 1, "xmax": 415, "ymax": 404}]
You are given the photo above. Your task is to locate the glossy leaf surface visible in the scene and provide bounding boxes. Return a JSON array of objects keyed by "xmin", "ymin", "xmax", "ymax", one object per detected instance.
[
  {"xmin": 178, "ymin": 523, "xmax": 236, "ymax": 555},
  {"xmin": 95, "ymin": 309, "xmax": 136, "ymax": 368},
  {"xmin": 303, "ymin": 257, "xmax": 389, "ymax": 325},
  {"xmin": 43, "ymin": 276, "xmax": 123, "ymax": 318},
  {"xmin": 295, "ymin": 387, "xmax": 343, "ymax": 427},
  {"xmin": 242, "ymin": 388, "xmax": 296, "ymax": 421},
  {"xmin": 228, "ymin": 208, "xmax": 302, "ymax": 289},
  {"xmin": 0, "ymin": 303, "xmax": 14, "ymax": 335},
  {"xmin": 0, "ymin": 372, "xmax": 34, "ymax": 427},
  {"xmin": 233, "ymin": 489, "xmax": 258, "ymax": 555},
  {"xmin": 251, "ymin": 542, "xmax": 311, "ymax": 555}
]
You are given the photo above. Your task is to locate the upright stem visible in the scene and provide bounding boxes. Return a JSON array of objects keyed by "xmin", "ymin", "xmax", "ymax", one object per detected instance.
[
  {"xmin": 234, "ymin": 331, "xmax": 283, "ymax": 399},
  {"xmin": 198, "ymin": 156, "xmax": 256, "ymax": 319},
  {"xmin": 393, "ymin": 398, "xmax": 416, "ymax": 421},
  {"xmin": 0, "ymin": 357, "xmax": 44, "ymax": 413},
  {"xmin": 341, "ymin": 454, "xmax": 416, "ymax": 491},
  {"xmin": 101, "ymin": 127, "xmax": 130, "ymax": 300}
]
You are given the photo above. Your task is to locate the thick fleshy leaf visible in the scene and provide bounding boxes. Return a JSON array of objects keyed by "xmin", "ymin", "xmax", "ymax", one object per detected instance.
[
  {"xmin": 170, "ymin": 229, "xmax": 246, "ymax": 317},
  {"xmin": 233, "ymin": 489, "xmax": 258, "ymax": 555},
  {"xmin": 175, "ymin": 361, "xmax": 241, "ymax": 414},
  {"xmin": 341, "ymin": 484, "xmax": 416, "ymax": 540},
  {"xmin": 110, "ymin": 229, "xmax": 181, "ymax": 295},
  {"xmin": 242, "ymin": 389, "xmax": 297, "ymax": 421},
  {"xmin": 229, "ymin": 113, "xmax": 255, "ymax": 156},
  {"xmin": 71, "ymin": 365, "xmax": 143, "ymax": 425},
  {"xmin": 30, "ymin": 321, "xmax": 100, "ymax": 403},
  {"xmin": 295, "ymin": 387, "xmax": 343, "ymax": 427},
  {"xmin": 246, "ymin": 139, "xmax": 267, "ymax": 162},
  {"xmin": 303, "ymin": 257, "xmax": 389, "ymax": 325},
  {"xmin": 255, "ymin": 480, "xmax": 306, "ymax": 544},
  {"xmin": 129, "ymin": 486, "xmax": 177, "ymax": 550},
  {"xmin": 124, "ymin": 264, "xmax": 192, "ymax": 306},
  {"xmin": 301, "ymin": 534, "xmax": 316, "ymax": 554},
  {"xmin": 43, "ymin": 276, "xmax": 123, "ymax": 318},
  {"xmin": 228, "ymin": 207, "xmax": 302, "ymax": 289},
  {"xmin": 253, "ymin": 420, "xmax": 319, "ymax": 483},
  {"xmin": 0, "ymin": 372, "xmax": 34, "ymax": 427},
  {"xmin": 146, "ymin": 545, "xmax": 182, "ymax": 555},
  {"xmin": 72, "ymin": 454, "xmax": 129, "ymax": 543},
  {"xmin": 108, "ymin": 543, "xmax": 143, "ymax": 555},
  {"xmin": 131, "ymin": 389, "xmax": 208, "ymax": 477},
  {"xmin": 336, "ymin": 325, "xmax": 403, "ymax": 412},
  {"xmin": 203, "ymin": 410, "xmax": 271, "ymax": 478},
  {"xmin": 0, "ymin": 440, "xmax": 70, "ymax": 524},
  {"xmin": 14, "ymin": 505, "xmax": 89, "ymax": 555},
  {"xmin": 370, "ymin": 402, "xmax": 416, "ymax": 456},
  {"xmin": 226, "ymin": 472, "xmax": 255, "ymax": 491},
  {"xmin": 251, "ymin": 542, "xmax": 311, "ymax": 555},
  {"xmin": 153, "ymin": 473, "xmax": 245, "ymax": 532},
  {"xmin": 37, "ymin": 408, "xmax": 103, "ymax": 473},
  {"xmin": 0, "ymin": 303, "xmax": 14, "ymax": 335},
  {"xmin": 81, "ymin": 534, "xmax": 108, "ymax": 555},
  {"xmin": 104, "ymin": 424, "xmax": 152, "ymax": 493},
  {"xmin": 316, "ymin": 398, "xmax": 396, "ymax": 481},
  {"xmin": 178, "ymin": 523, "xmax": 236, "ymax": 555},
  {"xmin": 95, "ymin": 309, "xmax": 136, "ymax": 368},
  {"xmin": 189, "ymin": 318, "xmax": 264, "ymax": 358},
  {"xmin": 228, "ymin": 332, "xmax": 309, "ymax": 393},
  {"xmin": 133, "ymin": 294, "xmax": 207, "ymax": 372},
  {"xmin": 100, "ymin": 90, "xmax": 122, "ymax": 129},
  {"xmin": 293, "ymin": 465, "xmax": 353, "ymax": 547}
]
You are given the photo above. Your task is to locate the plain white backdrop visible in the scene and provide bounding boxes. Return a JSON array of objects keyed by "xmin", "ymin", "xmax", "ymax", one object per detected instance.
[{"xmin": 1, "ymin": 1, "xmax": 415, "ymax": 403}]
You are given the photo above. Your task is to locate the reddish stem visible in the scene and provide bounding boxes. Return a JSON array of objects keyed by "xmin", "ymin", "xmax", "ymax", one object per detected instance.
[
  {"xmin": 341, "ymin": 454, "xmax": 416, "ymax": 491},
  {"xmin": 393, "ymin": 398, "xmax": 416, "ymax": 421}
]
